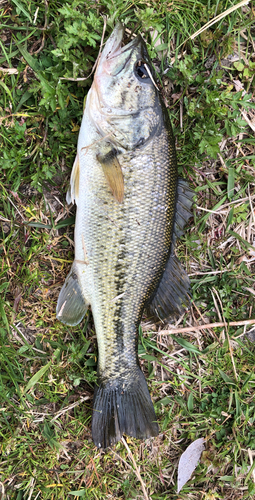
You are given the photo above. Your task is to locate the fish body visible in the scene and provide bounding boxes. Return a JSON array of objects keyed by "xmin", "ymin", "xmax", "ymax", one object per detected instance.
[{"xmin": 56, "ymin": 23, "xmax": 193, "ymax": 448}]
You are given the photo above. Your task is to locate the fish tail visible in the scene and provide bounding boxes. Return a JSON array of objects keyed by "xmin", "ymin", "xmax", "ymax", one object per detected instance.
[{"xmin": 92, "ymin": 368, "xmax": 158, "ymax": 448}]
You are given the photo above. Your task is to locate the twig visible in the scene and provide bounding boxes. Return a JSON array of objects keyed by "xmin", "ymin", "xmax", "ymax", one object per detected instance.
[
  {"xmin": 0, "ymin": 67, "xmax": 18, "ymax": 74},
  {"xmin": 196, "ymin": 194, "xmax": 255, "ymax": 218},
  {"xmin": 0, "ymin": 481, "xmax": 5, "ymax": 499},
  {"xmin": 12, "ymin": 324, "xmax": 46, "ymax": 355},
  {"xmin": 248, "ymin": 449, "xmax": 255, "ymax": 483},
  {"xmin": 245, "ymin": 449, "xmax": 255, "ymax": 484},
  {"xmin": 144, "ymin": 63, "xmax": 159, "ymax": 91},
  {"xmin": 192, "ymin": 302, "xmax": 219, "ymax": 341},
  {"xmin": 110, "ymin": 449, "xmax": 132, "ymax": 470},
  {"xmin": 241, "ymin": 110, "xmax": 255, "ymax": 133},
  {"xmin": 7, "ymin": 196, "xmax": 25, "ymax": 221},
  {"xmin": 197, "ymin": 205, "xmax": 227, "ymax": 214},
  {"xmin": 0, "ymin": 215, "xmax": 11, "ymax": 222},
  {"xmin": 153, "ymin": 319, "xmax": 255, "ymax": 335},
  {"xmin": 248, "ymin": 184, "xmax": 255, "ymax": 228},
  {"xmin": 27, "ymin": 478, "xmax": 35, "ymax": 500},
  {"xmin": 188, "ymin": 0, "xmax": 250, "ymax": 42},
  {"xmin": 213, "ymin": 287, "xmax": 238, "ymax": 382},
  {"xmin": 50, "ymin": 396, "xmax": 90, "ymax": 422},
  {"xmin": 220, "ymin": 194, "xmax": 255, "ymax": 210},
  {"xmin": 33, "ymin": 32, "xmax": 45, "ymax": 55},
  {"xmin": 180, "ymin": 93, "xmax": 183, "ymax": 130},
  {"xmin": 121, "ymin": 437, "xmax": 150, "ymax": 500},
  {"xmin": 188, "ymin": 269, "xmax": 230, "ymax": 276},
  {"xmin": 211, "ymin": 288, "xmax": 222, "ymax": 323}
]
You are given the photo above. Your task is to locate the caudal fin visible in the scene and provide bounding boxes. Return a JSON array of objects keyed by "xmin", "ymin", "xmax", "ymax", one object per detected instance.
[{"xmin": 92, "ymin": 368, "xmax": 158, "ymax": 448}]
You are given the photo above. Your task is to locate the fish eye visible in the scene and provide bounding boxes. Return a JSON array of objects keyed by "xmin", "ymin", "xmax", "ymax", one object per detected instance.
[{"xmin": 134, "ymin": 60, "xmax": 152, "ymax": 83}]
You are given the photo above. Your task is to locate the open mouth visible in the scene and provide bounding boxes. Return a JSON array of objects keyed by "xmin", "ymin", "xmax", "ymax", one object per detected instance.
[{"xmin": 103, "ymin": 22, "xmax": 141, "ymax": 65}]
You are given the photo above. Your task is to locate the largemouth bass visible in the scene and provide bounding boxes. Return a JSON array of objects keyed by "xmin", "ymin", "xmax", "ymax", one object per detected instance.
[{"xmin": 56, "ymin": 23, "xmax": 193, "ymax": 448}]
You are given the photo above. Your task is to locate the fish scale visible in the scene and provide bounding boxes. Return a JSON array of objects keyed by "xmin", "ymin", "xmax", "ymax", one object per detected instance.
[{"xmin": 56, "ymin": 23, "xmax": 194, "ymax": 448}]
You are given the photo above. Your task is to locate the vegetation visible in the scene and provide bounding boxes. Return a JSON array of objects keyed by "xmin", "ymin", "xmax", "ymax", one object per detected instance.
[{"xmin": 0, "ymin": 0, "xmax": 254, "ymax": 498}]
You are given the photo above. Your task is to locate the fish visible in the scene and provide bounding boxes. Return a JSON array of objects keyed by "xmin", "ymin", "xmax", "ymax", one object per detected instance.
[{"xmin": 56, "ymin": 22, "xmax": 194, "ymax": 448}]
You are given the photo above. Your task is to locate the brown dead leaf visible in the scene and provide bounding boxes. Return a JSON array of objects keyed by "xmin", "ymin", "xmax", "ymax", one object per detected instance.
[
  {"xmin": 233, "ymin": 79, "xmax": 245, "ymax": 93},
  {"xmin": 171, "ymin": 92, "xmax": 182, "ymax": 104},
  {"xmin": 0, "ymin": 67, "xmax": 18, "ymax": 74}
]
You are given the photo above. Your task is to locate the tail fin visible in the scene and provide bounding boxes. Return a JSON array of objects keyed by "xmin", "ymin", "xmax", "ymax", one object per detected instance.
[{"xmin": 92, "ymin": 368, "xmax": 158, "ymax": 448}]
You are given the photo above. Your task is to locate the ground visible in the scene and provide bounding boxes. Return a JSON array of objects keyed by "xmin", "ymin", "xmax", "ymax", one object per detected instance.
[{"xmin": 0, "ymin": 0, "xmax": 255, "ymax": 499}]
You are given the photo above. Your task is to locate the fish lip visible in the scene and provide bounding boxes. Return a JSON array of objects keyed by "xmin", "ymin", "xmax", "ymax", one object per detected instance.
[
  {"xmin": 107, "ymin": 29, "xmax": 141, "ymax": 60},
  {"xmin": 100, "ymin": 22, "xmax": 141, "ymax": 74}
]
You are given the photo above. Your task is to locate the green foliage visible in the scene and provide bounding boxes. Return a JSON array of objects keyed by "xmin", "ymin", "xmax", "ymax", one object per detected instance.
[
  {"xmin": 135, "ymin": 6, "xmax": 165, "ymax": 32},
  {"xmin": 167, "ymin": 57, "xmax": 251, "ymax": 159},
  {"xmin": 55, "ymin": 5, "xmax": 102, "ymax": 51}
]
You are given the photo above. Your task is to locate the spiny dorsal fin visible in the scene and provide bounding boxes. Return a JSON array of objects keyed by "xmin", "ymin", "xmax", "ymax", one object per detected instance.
[
  {"xmin": 66, "ymin": 154, "xmax": 80, "ymax": 205},
  {"xmin": 147, "ymin": 178, "xmax": 194, "ymax": 320},
  {"xmin": 97, "ymin": 148, "xmax": 124, "ymax": 203}
]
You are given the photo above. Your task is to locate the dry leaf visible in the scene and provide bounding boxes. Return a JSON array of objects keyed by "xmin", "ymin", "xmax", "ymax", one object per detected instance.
[
  {"xmin": 244, "ymin": 287, "xmax": 255, "ymax": 297},
  {"xmin": 233, "ymin": 79, "xmax": 246, "ymax": 94},
  {"xmin": 171, "ymin": 92, "xmax": 182, "ymax": 104},
  {"xmin": 177, "ymin": 437, "xmax": 205, "ymax": 493},
  {"xmin": 0, "ymin": 67, "xmax": 18, "ymax": 74},
  {"xmin": 150, "ymin": 28, "xmax": 167, "ymax": 60}
]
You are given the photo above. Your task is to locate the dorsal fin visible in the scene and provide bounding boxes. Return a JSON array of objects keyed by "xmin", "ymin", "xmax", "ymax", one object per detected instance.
[{"xmin": 147, "ymin": 178, "xmax": 194, "ymax": 320}]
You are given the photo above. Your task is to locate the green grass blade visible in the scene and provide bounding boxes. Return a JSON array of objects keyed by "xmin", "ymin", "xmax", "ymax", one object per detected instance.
[
  {"xmin": 12, "ymin": 0, "xmax": 32, "ymax": 22},
  {"xmin": 69, "ymin": 491, "xmax": 87, "ymax": 497},
  {"xmin": 218, "ymin": 368, "xmax": 236, "ymax": 386},
  {"xmin": 227, "ymin": 167, "xmax": 235, "ymax": 200},
  {"xmin": 0, "ymin": 79, "xmax": 14, "ymax": 102},
  {"xmin": 24, "ymin": 361, "xmax": 52, "ymax": 393}
]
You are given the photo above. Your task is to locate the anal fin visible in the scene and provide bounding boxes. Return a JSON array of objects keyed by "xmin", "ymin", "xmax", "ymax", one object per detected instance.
[
  {"xmin": 56, "ymin": 263, "xmax": 89, "ymax": 326},
  {"xmin": 148, "ymin": 254, "xmax": 191, "ymax": 320}
]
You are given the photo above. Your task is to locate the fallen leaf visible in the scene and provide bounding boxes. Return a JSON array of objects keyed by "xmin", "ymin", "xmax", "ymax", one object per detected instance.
[
  {"xmin": 0, "ymin": 67, "xmax": 18, "ymax": 74},
  {"xmin": 177, "ymin": 437, "xmax": 205, "ymax": 493},
  {"xmin": 233, "ymin": 79, "xmax": 246, "ymax": 93},
  {"xmin": 244, "ymin": 287, "xmax": 255, "ymax": 297},
  {"xmin": 171, "ymin": 92, "xmax": 182, "ymax": 104},
  {"xmin": 150, "ymin": 29, "xmax": 167, "ymax": 60}
]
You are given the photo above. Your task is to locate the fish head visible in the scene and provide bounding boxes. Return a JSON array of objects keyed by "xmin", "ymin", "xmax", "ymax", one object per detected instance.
[{"xmin": 91, "ymin": 23, "xmax": 162, "ymax": 150}]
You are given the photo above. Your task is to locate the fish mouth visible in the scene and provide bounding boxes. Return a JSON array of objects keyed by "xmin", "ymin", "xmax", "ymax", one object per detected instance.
[{"xmin": 98, "ymin": 22, "xmax": 141, "ymax": 76}]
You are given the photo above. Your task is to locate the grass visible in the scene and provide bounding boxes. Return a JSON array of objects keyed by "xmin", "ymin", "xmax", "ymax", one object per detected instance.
[{"xmin": 0, "ymin": 0, "xmax": 255, "ymax": 498}]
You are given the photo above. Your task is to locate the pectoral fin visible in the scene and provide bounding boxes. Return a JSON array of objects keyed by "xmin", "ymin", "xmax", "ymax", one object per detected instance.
[
  {"xmin": 66, "ymin": 154, "xmax": 80, "ymax": 205},
  {"xmin": 97, "ymin": 149, "xmax": 124, "ymax": 203},
  {"xmin": 56, "ymin": 263, "xmax": 89, "ymax": 326}
]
